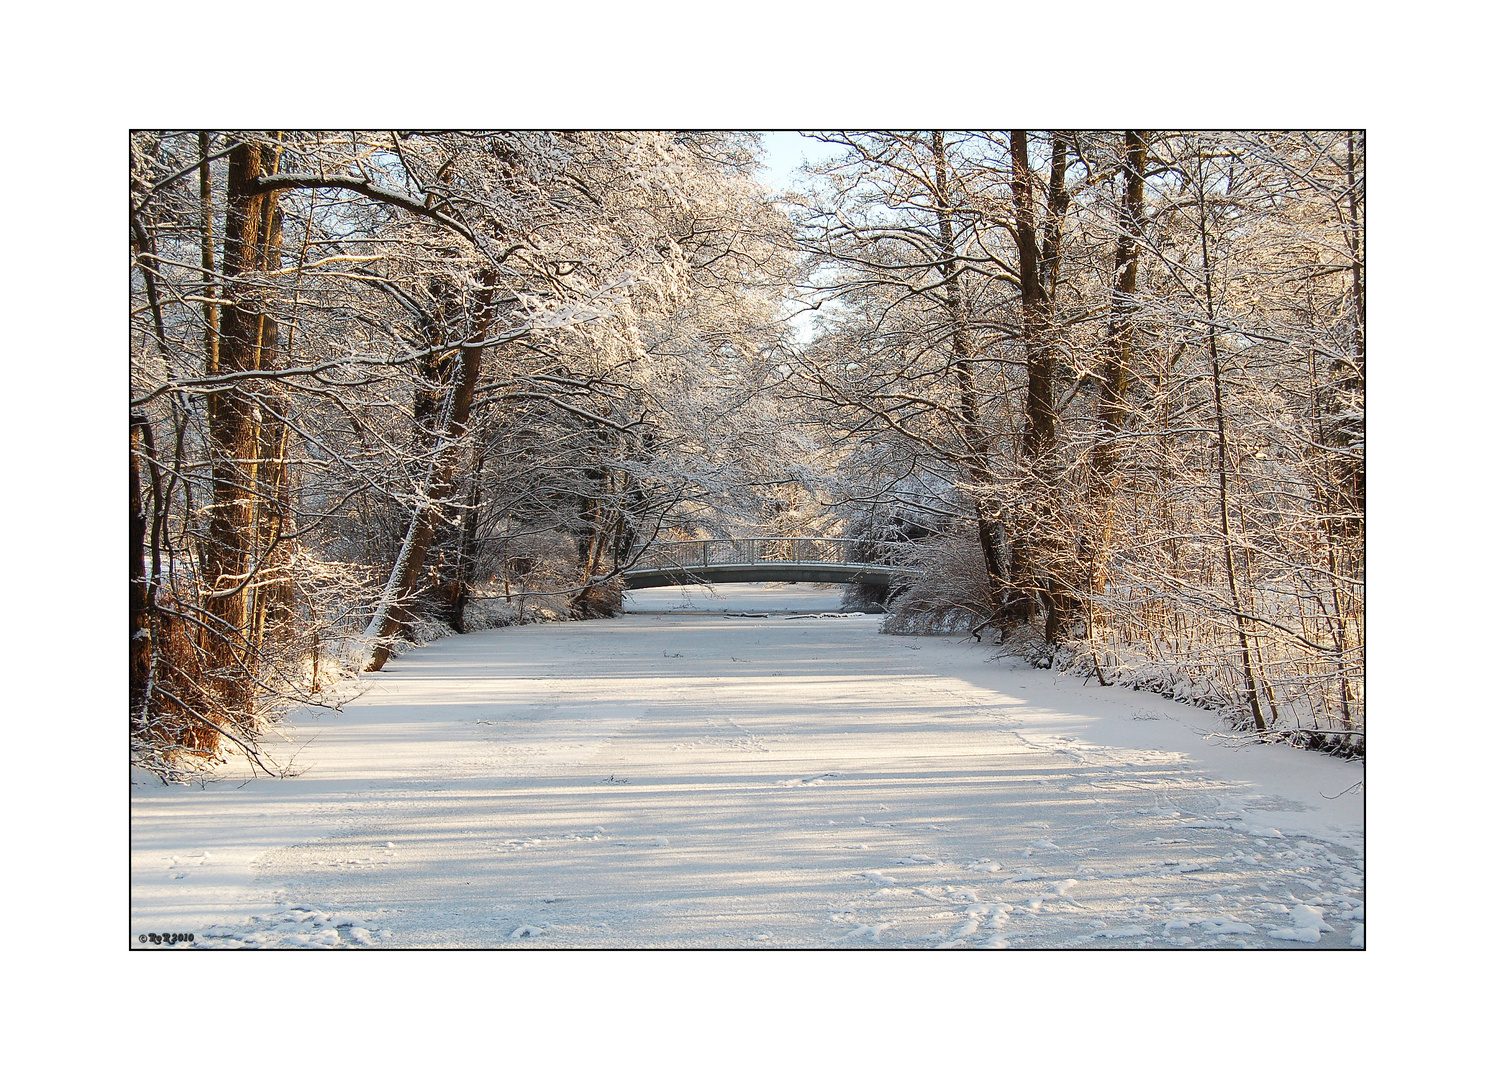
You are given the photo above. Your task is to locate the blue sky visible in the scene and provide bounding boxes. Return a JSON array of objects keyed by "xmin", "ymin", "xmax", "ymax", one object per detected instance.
[{"xmin": 754, "ymin": 131, "xmax": 838, "ymax": 192}]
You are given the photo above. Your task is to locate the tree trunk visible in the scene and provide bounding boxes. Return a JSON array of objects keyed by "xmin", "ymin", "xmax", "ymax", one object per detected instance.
[
  {"xmin": 571, "ymin": 465, "xmax": 622, "ymax": 619},
  {"xmin": 364, "ymin": 275, "xmax": 500, "ymax": 671},
  {"xmin": 249, "ymin": 199, "xmax": 293, "ymax": 653},
  {"xmin": 201, "ymin": 135, "xmax": 283, "ymax": 734},
  {"xmin": 129, "ymin": 415, "xmax": 152, "ymax": 712},
  {"xmin": 1195, "ymin": 150, "xmax": 1268, "ymax": 733},
  {"xmin": 1334, "ymin": 130, "xmax": 1366, "ymax": 532},
  {"xmin": 1007, "ymin": 131, "xmax": 1070, "ymax": 638},
  {"xmin": 199, "ymin": 131, "xmax": 220, "ymax": 377},
  {"xmin": 1012, "ymin": 130, "xmax": 1066, "ymax": 462},
  {"xmin": 446, "ymin": 444, "xmax": 486, "ymax": 632},
  {"xmin": 931, "ymin": 131, "xmax": 1005, "ymax": 612},
  {"xmin": 1088, "ymin": 131, "xmax": 1148, "ymax": 600}
]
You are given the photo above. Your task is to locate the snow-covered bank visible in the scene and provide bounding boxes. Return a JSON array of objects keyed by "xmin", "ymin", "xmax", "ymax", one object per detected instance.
[{"xmin": 132, "ymin": 585, "xmax": 1362, "ymax": 948}]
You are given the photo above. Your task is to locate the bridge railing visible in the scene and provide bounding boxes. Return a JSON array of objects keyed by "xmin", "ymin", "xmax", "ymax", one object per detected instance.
[{"xmin": 628, "ymin": 537, "xmax": 903, "ymax": 572}]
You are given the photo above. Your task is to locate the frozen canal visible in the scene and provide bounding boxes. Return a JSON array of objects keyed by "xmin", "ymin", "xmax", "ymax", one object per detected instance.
[{"xmin": 131, "ymin": 584, "xmax": 1364, "ymax": 948}]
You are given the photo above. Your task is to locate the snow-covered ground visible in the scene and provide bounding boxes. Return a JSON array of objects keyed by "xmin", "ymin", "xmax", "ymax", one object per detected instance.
[
  {"xmin": 623, "ymin": 580, "xmax": 848, "ymax": 613},
  {"xmin": 132, "ymin": 583, "xmax": 1363, "ymax": 949}
]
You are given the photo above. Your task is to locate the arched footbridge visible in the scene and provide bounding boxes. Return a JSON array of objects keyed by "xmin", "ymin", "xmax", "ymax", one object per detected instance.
[{"xmin": 622, "ymin": 537, "xmax": 914, "ymax": 590}]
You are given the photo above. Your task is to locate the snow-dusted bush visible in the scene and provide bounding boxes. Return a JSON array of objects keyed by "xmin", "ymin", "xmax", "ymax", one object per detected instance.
[
  {"xmin": 463, "ymin": 594, "xmax": 575, "ymax": 630},
  {"xmin": 840, "ymin": 582, "xmax": 889, "ymax": 613},
  {"xmin": 882, "ymin": 528, "xmax": 990, "ymax": 636},
  {"xmin": 130, "ymin": 551, "xmax": 378, "ymax": 781}
]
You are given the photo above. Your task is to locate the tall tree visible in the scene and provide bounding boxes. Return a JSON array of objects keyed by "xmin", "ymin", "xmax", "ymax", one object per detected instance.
[
  {"xmin": 1085, "ymin": 130, "xmax": 1148, "ymax": 601},
  {"xmin": 363, "ymin": 274, "xmax": 501, "ymax": 671},
  {"xmin": 1006, "ymin": 130, "xmax": 1074, "ymax": 640},
  {"xmin": 200, "ymin": 136, "xmax": 285, "ymax": 737}
]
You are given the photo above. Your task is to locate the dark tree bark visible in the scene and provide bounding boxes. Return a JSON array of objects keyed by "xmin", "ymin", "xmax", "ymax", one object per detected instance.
[
  {"xmin": 130, "ymin": 415, "xmax": 153, "ymax": 712},
  {"xmin": 570, "ymin": 457, "xmax": 625, "ymax": 620},
  {"xmin": 1007, "ymin": 131, "xmax": 1072, "ymax": 640},
  {"xmin": 1012, "ymin": 130, "xmax": 1067, "ymax": 462},
  {"xmin": 446, "ymin": 444, "xmax": 486, "ymax": 632},
  {"xmin": 1334, "ymin": 130, "xmax": 1366, "ymax": 533}
]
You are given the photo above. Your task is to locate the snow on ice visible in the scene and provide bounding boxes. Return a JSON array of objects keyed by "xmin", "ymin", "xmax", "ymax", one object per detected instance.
[{"xmin": 132, "ymin": 584, "xmax": 1364, "ymax": 949}]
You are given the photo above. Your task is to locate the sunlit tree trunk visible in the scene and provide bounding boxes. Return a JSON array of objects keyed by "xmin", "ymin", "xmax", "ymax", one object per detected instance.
[
  {"xmin": 202, "ymin": 136, "xmax": 283, "ymax": 729},
  {"xmin": 249, "ymin": 200, "xmax": 294, "ymax": 654},
  {"xmin": 1088, "ymin": 131, "xmax": 1148, "ymax": 601}
]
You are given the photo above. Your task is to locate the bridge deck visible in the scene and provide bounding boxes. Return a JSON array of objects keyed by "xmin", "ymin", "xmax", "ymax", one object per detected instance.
[{"xmin": 621, "ymin": 537, "xmax": 909, "ymax": 590}]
